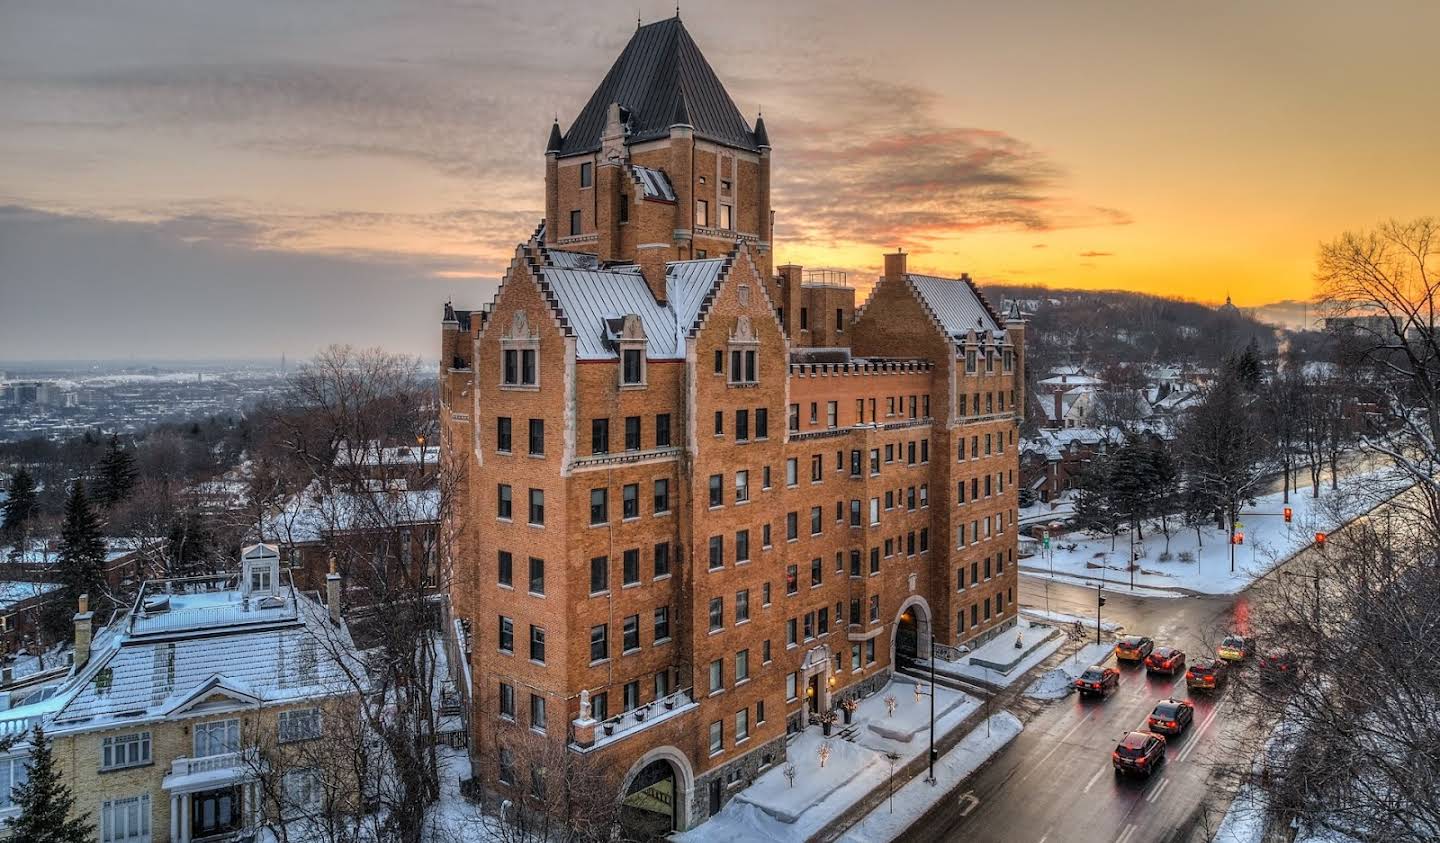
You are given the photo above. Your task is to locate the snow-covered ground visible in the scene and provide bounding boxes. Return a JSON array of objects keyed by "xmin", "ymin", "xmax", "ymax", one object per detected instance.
[
  {"xmin": 922, "ymin": 619, "xmax": 1065, "ymax": 688},
  {"xmin": 1023, "ymin": 642, "xmax": 1116, "ymax": 700},
  {"xmin": 1021, "ymin": 608, "xmax": 1121, "ymax": 631},
  {"xmin": 1212, "ymin": 784, "xmax": 1269, "ymax": 843},
  {"xmin": 1022, "ymin": 469, "xmax": 1410, "ymax": 595},
  {"xmin": 836, "ymin": 713, "xmax": 1023, "ymax": 843},
  {"xmin": 677, "ymin": 675, "xmax": 978, "ymax": 842}
]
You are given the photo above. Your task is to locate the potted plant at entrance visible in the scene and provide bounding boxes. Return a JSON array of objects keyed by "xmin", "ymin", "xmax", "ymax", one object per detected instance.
[
  {"xmin": 603, "ymin": 721, "xmax": 615, "ymax": 736},
  {"xmin": 816, "ymin": 709, "xmax": 837, "ymax": 737},
  {"xmin": 841, "ymin": 698, "xmax": 858, "ymax": 725}
]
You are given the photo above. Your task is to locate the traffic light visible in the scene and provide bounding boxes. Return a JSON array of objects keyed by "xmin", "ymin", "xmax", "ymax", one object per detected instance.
[
  {"xmin": 1315, "ymin": 531, "xmax": 1327, "ymax": 548},
  {"xmin": 1098, "ymin": 594, "xmax": 1107, "ymax": 607},
  {"xmin": 1231, "ymin": 532, "xmax": 1244, "ymax": 545},
  {"xmin": 1283, "ymin": 506, "xmax": 1293, "ymax": 523}
]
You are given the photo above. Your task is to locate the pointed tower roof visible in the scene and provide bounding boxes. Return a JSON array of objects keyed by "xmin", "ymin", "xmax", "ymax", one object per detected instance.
[
  {"xmin": 545, "ymin": 119, "xmax": 563, "ymax": 153},
  {"xmin": 558, "ymin": 17, "xmax": 758, "ymax": 156},
  {"xmin": 671, "ymin": 91, "xmax": 692, "ymax": 128},
  {"xmin": 753, "ymin": 113, "xmax": 770, "ymax": 148}
]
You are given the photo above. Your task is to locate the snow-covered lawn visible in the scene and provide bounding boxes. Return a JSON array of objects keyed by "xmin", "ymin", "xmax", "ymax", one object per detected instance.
[
  {"xmin": 1020, "ymin": 608, "xmax": 1121, "ymax": 631},
  {"xmin": 1212, "ymin": 784, "xmax": 1269, "ymax": 843},
  {"xmin": 678, "ymin": 677, "xmax": 978, "ymax": 842},
  {"xmin": 1024, "ymin": 642, "xmax": 1116, "ymax": 700},
  {"xmin": 923, "ymin": 619, "xmax": 1065, "ymax": 688},
  {"xmin": 835, "ymin": 713, "xmax": 1023, "ymax": 843},
  {"xmin": 1022, "ymin": 469, "xmax": 1410, "ymax": 595}
]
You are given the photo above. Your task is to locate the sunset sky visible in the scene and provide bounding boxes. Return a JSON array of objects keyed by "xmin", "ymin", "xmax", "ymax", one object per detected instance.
[{"xmin": 2, "ymin": 0, "xmax": 1437, "ymax": 359}]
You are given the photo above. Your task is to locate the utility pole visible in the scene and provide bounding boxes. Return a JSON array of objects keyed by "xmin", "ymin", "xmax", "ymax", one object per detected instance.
[
  {"xmin": 927, "ymin": 636, "xmax": 937, "ymax": 785},
  {"xmin": 1096, "ymin": 584, "xmax": 1105, "ymax": 646}
]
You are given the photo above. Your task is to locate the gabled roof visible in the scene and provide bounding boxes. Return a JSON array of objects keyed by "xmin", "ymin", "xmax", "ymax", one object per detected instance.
[
  {"xmin": 557, "ymin": 17, "xmax": 758, "ymax": 156},
  {"xmin": 907, "ymin": 274, "xmax": 1003, "ymax": 342}
]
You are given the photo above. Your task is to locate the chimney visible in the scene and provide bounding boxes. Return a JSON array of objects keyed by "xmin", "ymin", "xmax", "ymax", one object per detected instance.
[
  {"xmin": 778, "ymin": 264, "xmax": 803, "ymax": 338},
  {"xmin": 636, "ymin": 243, "xmax": 669, "ymax": 305},
  {"xmin": 73, "ymin": 593, "xmax": 93, "ymax": 669},
  {"xmin": 1054, "ymin": 392, "xmax": 1063, "ymax": 427},
  {"xmin": 326, "ymin": 555, "xmax": 342, "ymax": 626},
  {"xmin": 884, "ymin": 250, "xmax": 907, "ymax": 281}
]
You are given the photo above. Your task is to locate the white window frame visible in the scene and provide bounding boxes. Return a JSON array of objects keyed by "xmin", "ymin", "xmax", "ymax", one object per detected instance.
[
  {"xmin": 0, "ymin": 755, "xmax": 28, "ymax": 811},
  {"xmin": 192, "ymin": 718, "xmax": 240, "ymax": 758},
  {"xmin": 100, "ymin": 793, "xmax": 151, "ymax": 843},
  {"xmin": 279, "ymin": 708, "xmax": 323, "ymax": 744},
  {"xmin": 101, "ymin": 732, "xmax": 152, "ymax": 771}
]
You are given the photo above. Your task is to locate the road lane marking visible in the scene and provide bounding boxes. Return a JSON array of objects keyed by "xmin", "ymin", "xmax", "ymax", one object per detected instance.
[
  {"xmin": 1082, "ymin": 764, "xmax": 1108, "ymax": 794},
  {"xmin": 1145, "ymin": 778, "xmax": 1171, "ymax": 804},
  {"xmin": 1178, "ymin": 704, "xmax": 1221, "ymax": 763},
  {"xmin": 1115, "ymin": 823, "xmax": 1139, "ymax": 843},
  {"xmin": 958, "ymin": 791, "xmax": 980, "ymax": 816},
  {"xmin": 1019, "ymin": 709, "xmax": 1095, "ymax": 783}
]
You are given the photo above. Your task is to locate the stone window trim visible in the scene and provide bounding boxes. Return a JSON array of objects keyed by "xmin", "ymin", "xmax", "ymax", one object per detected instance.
[
  {"xmin": 500, "ymin": 310, "xmax": 541, "ymax": 391},
  {"xmin": 726, "ymin": 316, "xmax": 760, "ymax": 386},
  {"xmin": 616, "ymin": 314, "xmax": 648, "ymax": 389}
]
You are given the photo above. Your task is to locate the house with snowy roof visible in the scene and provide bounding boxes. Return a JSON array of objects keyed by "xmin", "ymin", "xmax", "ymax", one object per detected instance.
[{"xmin": 0, "ymin": 543, "xmax": 364, "ymax": 842}]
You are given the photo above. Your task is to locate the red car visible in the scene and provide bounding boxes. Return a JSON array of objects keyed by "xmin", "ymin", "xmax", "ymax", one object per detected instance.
[
  {"xmin": 1260, "ymin": 651, "xmax": 1298, "ymax": 683},
  {"xmin": 1113, "ymin": 731, "xmax": 1167, "ymax": 777},
  {"xmin": 1074, "ymin": 665, "xmax": 1120, "ymax": 697},
  {"xmin": 1145, "ymin": 646, "xmax": 1186, "ymax": 675},
  {"xmin": 1146, "ymin": 698, "xmax": 1195, "ymax": 736},
  {"xmin": 1115, "ymin": 636, "xmax": 1155, "ymax": 662}
]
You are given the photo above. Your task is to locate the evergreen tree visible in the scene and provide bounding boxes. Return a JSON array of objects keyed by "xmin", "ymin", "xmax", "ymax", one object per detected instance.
[
  {"xmin": 1071, "ymin": 456, "xmax": 1119, "ymax": 545},
  {"xmin": 94, "ymin": 435, "xmax": 137, "ymax": 509},
  {"xmin": 1233, "ymin": 337, "xmax": 1264, "ymax": 392},
  {"xmin": 1108, "ymin": 435, "xmax": 1156, "ymax": 541},
  {"xmin": 56, "ymin": 480, "xmax": 106, "ymax": 613},
  {"xmin": 3, "ymin": 726, "xmax": 94, "ymax": 842},
  {"xmin": 2, "ymin": 467, "xmax": 38, "ymax": 538}
]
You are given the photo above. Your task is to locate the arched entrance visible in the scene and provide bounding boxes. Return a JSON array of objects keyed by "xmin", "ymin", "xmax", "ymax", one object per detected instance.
[
  {"xmin": 619, "ymin": 746, "xmax": 694, "ymax": 837},
  {"xmin": 893, "ymin": 596, "xmax": 932, "ymax": 668}
]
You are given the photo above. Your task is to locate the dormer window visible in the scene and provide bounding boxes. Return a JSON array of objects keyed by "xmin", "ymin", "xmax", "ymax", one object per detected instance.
[
  {"xmin": 965, "ymin": 349, "xmax": 977, "ymax": 374},
  {"xmin": 241, "ymin": 543, "xmax": 280, "ymax": 599},
  {"xmin": 728, "ymin": 316, "xmax": 759, "ymax": 385},
  {"xmin": 614, "ymin": 314, "xmax": 647, "ymax": 389},
  {"xmin": 501, "ymin": 311, "xmax": 540, "ymax": 390}
]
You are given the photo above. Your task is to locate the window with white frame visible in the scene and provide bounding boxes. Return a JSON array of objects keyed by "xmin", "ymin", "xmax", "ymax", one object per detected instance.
[
  {"xmin": 0, "ymin": 755, "xmax": 28, "ymax": 810},
  {"xmin": 284, "ymin": 768, "xmax": 322, "ymax": 815},
  {"xmin": 279, "ymin": 708, "xmax": 323, "ymax": 743},
  {"xmin": 727, "ymin": 316, "xmax": 759, "ymax": 384},
  {"xmin": 100, "ymin": 793, "xmax": 150, "ymax": 843},
  {"xmin": 193, "ymin": 718, "xmax": 240, "ymax": 758},
  {"xmin": 101, "ymin": 732, "xmax": 151, "ymax": 771},
  {"xmin": 501, "ymin": 310, "xmax": 540, "ymax": 389}
]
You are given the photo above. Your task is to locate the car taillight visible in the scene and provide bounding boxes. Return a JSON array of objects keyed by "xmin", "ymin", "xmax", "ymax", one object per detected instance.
[
  {"xmin": 1166, "ymin": 721, "xmax": 1176, "ymax": 728},
  {"xmin": 1185, "ymin": 672, "xmax": 1195, "ymax": 679}
]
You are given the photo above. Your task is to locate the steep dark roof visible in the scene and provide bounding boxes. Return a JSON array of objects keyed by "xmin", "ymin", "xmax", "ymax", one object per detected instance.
[
  {"xmin": 557, "ymin": 17, "xmax": 757, "ymax": 157},
  {"xmin": 545, "ymin": 120, "xmax": 563, "ymax": 153}
]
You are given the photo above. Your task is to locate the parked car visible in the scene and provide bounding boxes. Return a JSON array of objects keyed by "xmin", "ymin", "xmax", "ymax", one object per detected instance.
[
  {"xmin": 1074, "ymin": 665, "xmax": 1120, "ymax": 697},
  {"xmin": 1146, "ymin": 699, "xmax": 1195, "ymax": 736},
  {"xmin": 1115, "ymin": 636, "xmax": 1155, "ymax": 662},
  {"xmin": 1112, "ymin": 731, "xmax": 1167, "ymax": 777},
  {"xmin": 1145, "ymin": 646, "xmax": 1187, "ymax": 676},
  {"xmin": 1217, "ymin": 634, "xmax": 1250, "ymax": 662},
  {"xmin": 1259, "ymin": 650, "xmax": 1298, "ymax": 683},
  {"xmin": 1186, "ymin": 658, "xmax": 1229, "ymax": 691}
]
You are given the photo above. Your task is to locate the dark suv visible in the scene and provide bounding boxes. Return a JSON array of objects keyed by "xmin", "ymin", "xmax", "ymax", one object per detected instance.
[
  {"xmin": 1186, "ymin": 658, "xmax": 1229, "ymax": 691},
  {"xmin": 1074, "ymin": 665, "xmax": 1120, "ymax": 697},
  {"xmin": 1113, "ymin": 731, "xmax": 1167, "ymax": 777},
  {"xmin": 1146, "ymin": 699, "xmax": 1195, "ymax": 736}
]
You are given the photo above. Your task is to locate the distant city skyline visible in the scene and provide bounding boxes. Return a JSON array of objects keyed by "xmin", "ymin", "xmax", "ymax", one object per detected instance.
[{"xmin": 3, "ymin": 1, "xmax": 1437, "ymax": 359}]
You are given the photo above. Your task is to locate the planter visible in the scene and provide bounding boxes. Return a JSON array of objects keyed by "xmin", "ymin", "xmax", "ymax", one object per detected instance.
[
  {"xmin": 842, "ymin": 707, "xmax": 853, "ymax": 725},
  {"xmin": 603, "ymin": 723, "xmax": 615, "ymax": 736},
  {"xmin": 822, "ymin": 721, "xmax": 832, "ymax": 737},
  {"xmin": 635, "ymin": 710, "xmax": 647, "ymax": 722},
  {"xmin": 664, "ymin": 698, "xmax": 676, "ymax": 710}
]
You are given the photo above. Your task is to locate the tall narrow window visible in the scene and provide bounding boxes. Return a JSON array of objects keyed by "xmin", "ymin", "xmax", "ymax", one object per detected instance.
[
  {"xmin": 569, "ymin": 209, "xmax": 582, "ymax": 236},
  {"xmin": 696, "ymin": 199, "xmax": 709, "ymax": 227},
  {"xmin": 719, "ymin": 203, "xmax": 733, "ymax": 230},
  {"xmin": 579, "ymin": 161, "xmax": 593, "ymax": 188}
]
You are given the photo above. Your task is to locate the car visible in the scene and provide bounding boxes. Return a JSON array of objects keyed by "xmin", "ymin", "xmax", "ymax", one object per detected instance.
[
  {"xmin": 1112, "ymin": 731, "xmax": 1167, "ymax": 777},
  {"xmin": 1217, "ymin": 634, "xmax": 1250, "ymax": 662},
  {"xmin": 1186, "ymin": 657, "xmax": 1229, "ymax": 691},
  {"xmin": 1146, "ymin": 698, "xmax": 1195, "ymax": 735},
  {"xmin": 1259, "ymin": 650, "xmax": 1298, "ymax": 682},
  {"xmin": 1115, "ymin": 635, "xmax": 1155, "ymax": 662},
  {"xmin": 1145, "ymin": 646, "xmax": 1187, "ymax": 675},
  {"xmin": 1074, "ymin": 665, "xmax": 1120, "ymax": 697}
]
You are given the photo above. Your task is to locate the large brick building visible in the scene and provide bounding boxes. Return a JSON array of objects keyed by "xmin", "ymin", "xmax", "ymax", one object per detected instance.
[{"xmin": 440, "ymin": 17, "xmax": 1025, "ymax": 835}]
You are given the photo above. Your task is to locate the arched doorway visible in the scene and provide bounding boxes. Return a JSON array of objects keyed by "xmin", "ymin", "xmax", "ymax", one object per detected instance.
[
  {"xmin": 621, "ymin": 759, "xmax": 678, "ymax": 839},
  {"xmin": 893, "ymin": 597, "xmax": 932, "ymax": 668},
  {"xmin": 619, "ymin": 746, "xmax": 694, "ymax": 837}
]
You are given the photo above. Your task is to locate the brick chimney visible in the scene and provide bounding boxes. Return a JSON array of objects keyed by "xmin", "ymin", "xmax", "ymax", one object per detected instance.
[
  {"xmin": 637, "ymin": 243, "xmax": 669, "ymax": 305},
  {"xmin": 778, "ymin": 264, "xmax": 803, "ymax": 338},
  {"xmin": 326, "ymin": 555, "xmax": 342, "ymax": 626},
  {"xmin": 884, "ymin": 249, "xmax": 907, "ymax": 281},
  {"xmin": 73, "ymin": 593, "xmax": 93, "ymax": 668}
]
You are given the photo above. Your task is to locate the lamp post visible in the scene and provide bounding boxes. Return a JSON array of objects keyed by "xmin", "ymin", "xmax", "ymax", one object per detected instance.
[{"xmin": 927, "ymin": 634, "xmax": 937, "ymax": 785}]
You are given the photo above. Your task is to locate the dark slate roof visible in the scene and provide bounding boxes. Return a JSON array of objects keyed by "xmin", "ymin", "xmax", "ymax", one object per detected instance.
[{"xmin": 557, "ymin": 17, "xmax": 758, "ymax": 156}]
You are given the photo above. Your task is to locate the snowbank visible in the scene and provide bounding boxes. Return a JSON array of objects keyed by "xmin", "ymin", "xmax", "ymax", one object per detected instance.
[
  {"xmin": 1024, "ymin": 642, "xmax": 1116, "ymax": 700},
  {"xmin": 923, "ymin": 619, "xmax": 1065, "ymax": 688},
  {"xmin": 1212, "ymin": 784, "xmax": 1269, "ymax": 843}
]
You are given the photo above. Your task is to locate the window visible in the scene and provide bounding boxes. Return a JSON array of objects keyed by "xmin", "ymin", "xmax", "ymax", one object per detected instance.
[
  {"xmin": 569, "ymin": 209, "xmax": 582, "ymax": 236},
  {"xmin": 736, "ymin": 589, "xmax": 750, "ymax": 622},
  {"xmin": 850, "ymin": 550, "xmax": 861, "ymax": 576},
  {"xmin": 709, "ymin": 535, "xmax": 724, "ymax": 570},
  {"xmin": 497, "ymin": 550, "xmax": 513, "ymax": 587},
  {"xmin": 756, "ymin": 408, "xmax": 768, "ymax": 439},
  {"xmin": 528, "ymin": 557, "xmax": 545, "ymax": 595},
  {"xmin": 656, "ymin": 413, "xmax": 671, "ymax": 447},
  {"xmin": 719, "ymin": 203, "xmax": 733, "ymax": 230},
  {"xmin": 654, "ymin": 542, "xmax": 671, "ymax": 578},
  {"xmin": 786, "ymin": 511, "xmax": 798, "ymax": 541},
  {"xmin": 736, "ymin": 470, "xmax": 750, "ymax": 503},
  {"xmin": 714, "ymin": 410, "xmax": 725, "ymax": 435},
  {"xmin": 579, "ymin": 161, "xmax": 593, "ymax": 187},
  {"xmin": 654, "ymin": 606, "xmax": 671, "ymax": 641},
  {"xmin": 623, "ymin": 484, "xmax": 639, "ymax": 519},
  {"xmin": 590, "ymin": 556, "xmax": 608, "ymax": 594},
  {"xmin": 101, "ymin": 732, "xmax": 151, "ymax": 771},
  {"xmin": 709, "ymin": 720, "xmax": 723, "ymax": 755},
  {"xmin": 870, "ymin": 498, "xmax": 880, "ymax": 525},
  {"xmin": 801, "ymin": 307, "xmax": 810, "ymax": 330},
  {"xmin": 735, "ymin": 529, "xmax": 750, "ymax": 563},
  {"xmin": 709, "ymin": 597, "xmax": 724, "ymax": 631},
  {"xmin": 497, "ymin": 484, "xmax": 512, "ymax": 519},
  {"xmin": 786, "ymin": 564, "xmax": 798, "ymax": 595},
  {"xmin": 655, "ymin": 670, "xmax": 670, "ymax": 698},
  {"xmin": 787, "ymin": 618, "xmax": 798, "ymax": 645},
  {"xmin": 714, "ymin": 349, "xmax": 724, "ymax": 374},
  {"xmin": 736, "ymin": 707, "xmax": 750, "ymax": 741},
  {"xmin": 827, "ymin": 401, "xmax": 838, "ymax": 428},
  {"xmin": 788, "ymin": 404, "xmax": 800, "ymax": 432},
  {"xmin": 279, "ymin": 709, "xmax": 321, "ymax": 743},
  {"xmin": 623, "ymin": 682, "xmax": 639, "ymax": 712},
  {"xmin": 502, "ymin": 347, "xmax": 538, "ymax": 387},
  {"xmin": 499, "ymin": 616, "xmax": 513, "ymax": 652},
  {"xmin": 499, "ymin": 748, "xmax": 515, "ymax": 785},
  {"xmin": 786, "ymin": 458, "xmax": 798, "ymax": 486},
  {"xmin": 193, "ymin": 719, "xmax": 239, "ymax": 758},
  {"xmin": 624, "ymin": 416, "xmax": 641, "ymax": 450},
  {"xmin": 869, "ymin": 594, "xmax": 880, "ymax": 622},
  {"xmin": 100, "ymin": 794, "xmax": 150, "ymax": 843},
  {"xmin": 850, "ymin": 499, "xmax": 862, "ymax": 527},
  {"xmin": 709, "ymin": 659, "xmax": 724, "ymax": 693},
  {"xmin": 837, "ymin": 308, "xmax": 845, "ymax": 331},
  {"xmin": 590, "ymin": 624, "xmax": 609, "ymax": 662},
  {"xmin": 593, "ymin": 692, "xmax": 609, "ymax": 722},
  {"xmin": 623, "ymin": 614, "xmax": 640, "ymax": 651},
  {"xmin": 763, "ymin": 582, "xmax": 772, "ymax": 605},
  {"xmin": 709, "ymin": 474, "xmax": 724, "ymax": 507},
  {"xmin": 786, "ymin": 672, "xmax": 798, "ymax": 701},
  {"xmin": 810, "ymin": 506, "xmax": 822, "ymax": 535},
  {"xmin": 591, "ymin": 418, "xmax": 610, "ymax": 454},
  {"xmin": 870, "ymin": 547, "xmax": 880, "ymax": 574},
  {"xmin": 528, "ymin": 488, "xmax": 544, "ymax": 525},
  {"xmin": 762, "ymin": 522, "xmax": 772, "ymax": 547},
  {"xmin": 499, "ymin": 682, "xmax": 515, "ymax": 719},
  {"xmin": 620, "ymin": 192, "xmax": 629, "ymax": 223},
  {"xmin": 811, "ymin": 557, "xmax": 823, "ymax": 587},
  {"xmin": 810, "ymin": 402, "xmax": 819, "ymax": 424},
  {"xmin": 590, "ymin": 488, "xmax": 608, "ymax": 525},
  {"xmin": 654, "ymin": 479, "xmax": 670, "ymax": 514},
  {"xmin": 803, "ymin": 612, "xmax": 814, "ymax": 640},
  {"xmin": 696, "ymin": 199, "xmax": 709, "ymax": 227},
  {"xmin": 497, "ymin": 417, "xmax": 512, "ymax": 452},
  {"xmin": 529, "ymin": 625, "xmax": 546, "ymax": 663},
  {"xmin": 735, "ymin": 409, "xmax": 749, "ymax": 443},
  {"xmin": 530, "ymin": 693, "xmax": 547, "ymax": 732}
]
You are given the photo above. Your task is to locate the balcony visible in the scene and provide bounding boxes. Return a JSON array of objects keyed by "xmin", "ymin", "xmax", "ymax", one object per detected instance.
[
  {"xmin": 570, "ymin": 687, "xmax": 696, "ymax": 753},
  {"xmin": 163, "ymin": 749, "xmax": 260, "ymax": 793},
  {"xmin": 570, "ymin": 446, "xmax": 682, "ymax": 471}
]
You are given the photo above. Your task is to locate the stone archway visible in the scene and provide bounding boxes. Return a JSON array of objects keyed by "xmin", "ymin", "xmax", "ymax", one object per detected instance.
[
  {"xmin": 619, "ymin": 746, "xmax": 694, "ymax": 836},
  {"xmin": 892, "ymin": 595, "xmax": 933, "ymax": 668}
]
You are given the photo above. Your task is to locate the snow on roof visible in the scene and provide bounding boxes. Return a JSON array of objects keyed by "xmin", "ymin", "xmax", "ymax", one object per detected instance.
[
  {"xmin": 544, "ymin": 249, "xmax": 601, "ymax": 270},
  {"xmin": 906, "ymin": 274, "xmax": 1002, "ymax": 342},
  {"xmin": 261, "ymin": 481, "xmax": 439, "ymax": 544},
  {"xmin": 541, "ymin": 258, "xmax": 726, "ymax": 361},
  {"xmin": 0, "ymin": 581, "xmax": 59, "ymax": 609},
  {"xmin": 1038, "ymin": 374, "xmax": 1104, "ymax": 386}
]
